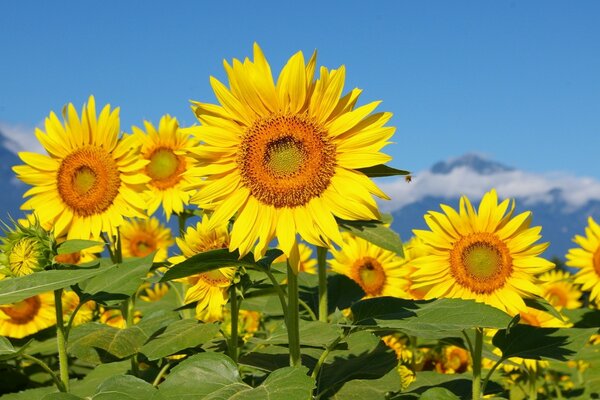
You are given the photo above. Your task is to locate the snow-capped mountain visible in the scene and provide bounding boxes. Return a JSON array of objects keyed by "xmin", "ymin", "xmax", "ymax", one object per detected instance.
[{"xmin": 382, "ymin": 154, "xmax": 600, "ymax": 259}]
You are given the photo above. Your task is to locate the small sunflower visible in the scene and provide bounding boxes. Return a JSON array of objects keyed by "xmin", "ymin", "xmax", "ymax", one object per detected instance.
[
  {"xmin": 13, "ymin": 96, "xmax": 149, "ymax": 240},
  {"xmin": 168, "ymin": 215, "xmax": 236, "ymax": 322},
  {"xmin": 188, "ymin": 44, "xmax": 394, "ymax": 262},
  {"xmin": 0, "ymin": 293, "xmax": 56, "ymax": 339},
  {"xmin": 538, "ymin": 270, "xmax": 581, "ymax": 310},
  {"xmin": 435, "ymin": 345, "xmax": 470, "ymax": 374},
  {"xmin": 399, "ymin": 237, "xmax": 432, "ymax": 300},
  {"xmin": 566, "ymin": 217, "xmax": 600, "ymax": 304},
  {"xmin": 0, "ymin": 217, "xmax": 53, "ymax": 277},
  {"xmin": 410, "ymin": 189, "xmax": 554, "ymax": 315},
  {"xmin": 138, "ymin": 267, "xmax": 170, "ymax": 302},
  {"xmin": 329, "ymin": 232, "xmax": 409, "ymax": 298},
  {"xmin": 62, "ymin": 290, "xmax": 95, "ymax": 327},
  {"xmin": 99, "ymin": 307, "xmax": 141, "ymax": 329},
  {"xmin": 132, "ymin": 115, "xmax": 198, "ymax": 220},
  {"xmin": 120, "ymin": 217, "xmax": 174, "ymax": 262}
]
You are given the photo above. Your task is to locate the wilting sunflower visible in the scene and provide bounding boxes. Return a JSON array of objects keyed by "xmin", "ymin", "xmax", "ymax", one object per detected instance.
[
  {"xmin": 0, "ymin": 293, "xmax": 56, "ymax": 339},
  {"xmin": 132, "ymin": 115, "xmax": 198, "ymax": 220},
  {"xmin": 539, "ymin": 270, "xmax": 581, "ymax": 310},
  {"xmin": 187, "ymin": 43, "xmax": 394, "ymax": 261},
  {"xmin": 120, "ymin": 217, "xmax": 174, "ymax": 262},
  {"xmin": 410, "ymin": 189, "xmax": 554, "ymax": 315},
  {"xmin": 13, "ymin": 96, "xmax": 149, "ymax": 240},
  {"xmin": 329, "ymin": 232, "xmax": 410, "ymax": 298},
  {"xmin": 566, "ymin": 217, "xmax": 600, "ymax": 304},
  {"xmin": 168, "ymin": 215, "xmax": 236, "ymax": 322}
]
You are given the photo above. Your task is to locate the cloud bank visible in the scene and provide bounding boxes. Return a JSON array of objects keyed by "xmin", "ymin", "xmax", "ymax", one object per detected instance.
[
  {"xmin": 379, "ymin": 166, "xmax": 600, "ymax": 213},
  {"xmin": 0, "ymin": 122, "xmax": 44, "ymax": 154}
]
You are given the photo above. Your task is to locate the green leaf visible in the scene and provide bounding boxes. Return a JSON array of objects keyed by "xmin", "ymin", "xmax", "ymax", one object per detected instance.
[
  {"xmin": 419, "ymin": 387, "xmax": 462, "ymax": 400},
  {"xmin": 524, "ymin": 296, "xmax": 564, "ymax": 321},
  {"xmin": 330, "ymin": 368, "xmax": 401, "ymax": 399},
  {"xmin": 41, "ymin": 394, "xmax": 84, "ymax": 400},
  {"xmin": 248, "ymin": 320, "xmax": 341, "ymax": 348},
  {"xmin": 69, "ymin": 361, "xmax": 130, "ymax": 397},
  {"xmin": 92, "ymin": 375, "xmax": 161, "ymax": 400},
  {"xmin": 76, "ymin": 254, "xmax": 154, "ymax": 304},
  {"xmin": 357, "ymin": 165, "xmax": 410, "ymax": 177},
  {"xmin": 493, "ymin": 326, "xmax": 598, "ymax": 361},
  {"xmin": 140, "ymin": 319, "xmax": 220, "ymax": 360},
  {"xmin": 161, "ymin": 248, "xmax": 282, "ymax": 282},
  {"xmin": 158, "ymin": 352, "xmax": 313, "ymax": 400},
  {"xmin": 337, "ymin": 219, "xmax": 404, "ymax": 257},
  {"xmin": 351, "ymin": 297, "xmax": 512, "ymax": 339},
  {"xmin": 56, "ymin": 240, "xmax": 103, "ymax": 255},
  {"xmin": 0, "ymin": 386, "xmax": 59, "ymax": 400},
  {"xmin": 0, "ymin": 337, "xmax": 32, "ymax": 361},
  {"xmin": 0, "ymin": 267, "xmax": 104, "ymax": 304}
]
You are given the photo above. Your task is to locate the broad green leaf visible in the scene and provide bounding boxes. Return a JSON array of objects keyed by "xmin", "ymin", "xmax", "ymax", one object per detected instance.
[
  {"xmin": 77, "ymin": 254, "xmax": 154, "ymax": 304},
  {"xmin": 56, "ymin": 240, "xmax": 103, "ymax": 255},
  {"xmin": 161, "ymin": 248, "xmax": 282, "ymax": 282},
  {"xmin": 41, "ymin": 394, "xmax": 83, "ymax": 400},
  {"xmin": 248, "ymin": 320, "xmax": 341, "ymax": 348},
  {"xmin": 69, "ymin": 361, "xmax": 130, "ymax": 397},
  {"xmin": 0, "ymin": 337, "xmax": 31, "ymax": 361},
  {"xmin": 330, "ymin": 363, "xmax": 401, "ymax": 399},
  {"xmin": 92, "ymin": 375, "xmax": 161, "ymax": 400},
  {"xmin": 401, "ymin": 372, "xmax": 473, "ymax": 398},
  {"xmin": 0, "ymin": 267, "xmax": 103, "ymax": 304},
  {"xmin": 524, "ymin": 296, "xmax": 564, "ymax": 321},
  {"xmin": 493, "ymin": 326, "xmax": 598, "ymax": 361},
  {"xmin": 140, "ymin": 319, "xmax": 220, "ymax": 360},
  {"xmin": 337, "ymin": 219, "xmax": 404, "ymax": 256},
  {"xmin": 351, "ymin": 297, "xmax": 512, "ymax": 338},
  {"xmin": 357, "ymin": 165, "xmax": 410, "ymax": 177},
  {"xmin": 239, "ymin": 343, "xmax": 323, "ymax": 373},
  {"xmin": 565, "ymin": 308, "xmax": 600, "ymax": 328},
  {"xmin": 419, "ymin": 387, "xmax": 462, "ymax": 400},
  {"xmin": 0, "ymin": 386, "xmax": 59, "ymax": 400}
]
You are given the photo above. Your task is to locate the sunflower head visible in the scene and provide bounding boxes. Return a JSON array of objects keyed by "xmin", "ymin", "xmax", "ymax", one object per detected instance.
[
  {"xmin": 0, "ymin": 217, "xmax": 54, "ymax": 277},
  {"xmin": 566, "ymin": 216, "xmax": 600, "ymax": 304},
  {"xmin": 538, "ymin": 269, "xmax": 582, "ymax": 310},
  {"xmin": 0, "ymin": 293, "xmax": 56, "ymax": 339},
  {"xmin": 120, "ymin": 217, "xmax": 174, "ymax": 262},
  {"xmin": 188, "ymin": 43, "xmax": 395, "ymax": 261},
  {"xmin": 411, "ymin": 189, "xmax": 554, "ymax": 315}
]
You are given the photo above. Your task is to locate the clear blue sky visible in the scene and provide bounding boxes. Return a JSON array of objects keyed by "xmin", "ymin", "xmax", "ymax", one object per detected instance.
[{"xmin": 1, "ymin": 1, "xmax": 599, "ymax": 177}]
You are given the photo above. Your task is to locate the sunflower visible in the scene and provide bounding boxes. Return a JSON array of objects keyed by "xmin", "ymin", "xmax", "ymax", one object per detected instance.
[
  {"xmin": 538, "ymin": 270, "xmax": 581, "ymax": 310},
  {"xmin": 566, "ymin": 217, "xmax": 600, "ymax": 304},
  {"xmin": 99, "ymin": 307, "xmax": 141, "ymax": 329},
  {"xmin": 13, "ymin": 96, "xmax": 149, "ymax": 240},
  {"xmin": 329, "ymin": 232, "xmax": 409, "ymax": 298},
  {"xmin": 399, "ymin": 236, "xmax": 432, "ymax": 300},
  {"xmin": 187, "ymin": 44, "xmax": 394, "ymax": 262},
  {"xmin": 132, "ymin": 115, "xmax": 198, "ymax": 220},
  {"xmin": 0, "ymin": 293, "xmax": 56, "ymax": 338},
  {"xmin": 410, "ymin": 189, "xmax": 554, "ymax": 315},
  {"xmin": 62, "ymin": 290, "xmax": 95, "ymax": 327},
  {"xmin": 274, "ymin": 242, "xmax": 317, "ymax": 274},
  {"xmin": 435, "ymin": 345, "xmax": 470, "ymax": 374},
  {"xmin": 138, "ymin": 267, "xmax": 170, "ymax": 302},
  {"xmin": 0, "ymin": 217, "xmax": 53, "ymax": 277},
  {"xmin": 120, "ymin": 217, "xmax": 174, "ymax": 262},
  {"xmin": 168, "ymin": 215, "xmax": 236, "ymax": 322}
]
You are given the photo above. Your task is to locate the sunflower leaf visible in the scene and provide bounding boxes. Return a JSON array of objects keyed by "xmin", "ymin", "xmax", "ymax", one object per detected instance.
[
  {"xmin": 91, "ymin": 375, "xmax": 160, "ymax": 400},
  {"xmin": 56, "ymin": 240, "xmax": 104, "ymax": 255},
  {"xmin": 357, "ymin": 164, "xmax": 410, "ymax": 177},
  {"xmin": 524, "ymin": 296, "xmax": 564, "ymax": 321},
  {"xmin": 337, "ymin": 219, "xmax": 404, "ymax": 257}
]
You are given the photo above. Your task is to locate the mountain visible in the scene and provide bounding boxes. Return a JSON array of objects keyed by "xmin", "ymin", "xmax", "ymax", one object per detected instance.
[
  {"xmin": 385, "ymin": 154, "xmax": 600, "ymax": 259},
  {"xmin": 0, "ymin": 129, "xmax": 27, "ymax": 221}
]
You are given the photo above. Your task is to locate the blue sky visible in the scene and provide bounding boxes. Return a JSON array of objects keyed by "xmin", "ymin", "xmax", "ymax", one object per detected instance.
[{"xmin": 1, "ymin": 1, "xmax": 599, "ymax": 178}]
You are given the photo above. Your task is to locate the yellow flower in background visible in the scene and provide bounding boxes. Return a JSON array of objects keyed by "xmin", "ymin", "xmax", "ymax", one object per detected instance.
[
  {"xmin": 62, "ymin": 290, "xmax": 95, "ymax": 327},
  {"xmin": 0, "ymin": 218, "xmax": 52, "ymax": 277},
  {"xmin": 223, "ymin": 309, "xmax": 261, "ymax": 341},
  {"xmin": 274, "ymin": 243, "xmax": 317, "ymax": 274},
  {"xmin": 13, "ymin": 96, "xmax": 149, "ymax": 240},
  {"xmin": 435, "ymin": 345, "xmax": 470, "ymax": 374},
  {"xmin": 399, "ymin": 236, "xmax": 432, "ymax": 300},
  {"xmin": 138, "ymin": 267, "xmax": 170, "ymax": 302},
  {"xmin": 54, "ymin": 235, "xmax": 100, "ymax": 265},
  {"xmin": 538, "ymin": 269, "xmax": 582, "ymax": 310},
  {"xmin": 329, "ymin": 233, "xmax": 410, "ymax": 298},
  {"xmin": 519, "ymin": 306, "xmax": 571, "ymax": 328},
  {"xmin": 382, "ymin": 334, "xmax": 413, "ymax": 364},
  {"xmin": 0, "ymin": 293, "xmax": 56, "ymax": 339},
  {"xmin": 188, "ymin": 43, "xmax": 394, "ymax": 262},
  {"xmin": 120, "ymin": 217, "xmax": 174, "ymax": 262},
  {"xmin": 132, "ymin": 115, "xmax": 198, "ymax": 220},
  {"xmin": 411, "ymin": 189, "xmax": 554, "ymax": 315},
  {"xmin": 566, "ymin": 217, "xmax": 600, "ymax": 304},
  {"xmin": 99, "ymin": 307, "xmax": 141, "ymax": 329},
  {"xmin": 169, "ymin": 215, "xmax": 236, "ymax": 322}
]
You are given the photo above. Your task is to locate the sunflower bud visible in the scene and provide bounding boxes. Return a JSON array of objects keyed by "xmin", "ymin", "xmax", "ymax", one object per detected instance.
[{"xmin": 0, "ymin": 217, "xmax": 54, "ymax": 277}]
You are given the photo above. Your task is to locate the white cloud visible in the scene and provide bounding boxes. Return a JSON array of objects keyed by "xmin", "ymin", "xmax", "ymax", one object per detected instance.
[
  {"xmin": 379, "ymin": 166, "xmax": 600, "ymax": 213},
  {"xmin": 0, "ymin": 121, "xmax": 44, "ymax": 154}
]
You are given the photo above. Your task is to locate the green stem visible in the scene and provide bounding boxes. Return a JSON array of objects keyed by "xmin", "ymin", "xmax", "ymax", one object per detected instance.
[
  {"xmin": 125, "ymin": 296, "xmax": 139, "ymax": 376},
  {"xmin": 153, "ymin": 362, "xmax": 171, "ymax": 387},
  {"xmin": 263, "ymin": 268, "xmax": 288, "ymax": 324},
  {"xmin": 54, "ymin": 289, "xmax": 70, "ymax": 392},
  {"xmin": 287, "ymin": 261, "xmax": 301, "ymax": 367},
  {"xmin": 311, "ymin": 333, "xmax": 345, "ymax": 380},
  {"xmin": 229, "ymin": 285, "xmax": 240, "ymax": 363},
  {"xmin": 481, "ymin": 356, "xmax": 505, "ymax": 395},
  {"xmin": 471, "ymin": 327, "xmax": 483, "ymax": 400},
  {"xmin": 298, "ymin": 298, "xmax": 318, "ymax": 321},
  {"xmin": 22, "ymin": 354, "xmax": 66, "ymax": 392},
  {"xmin": 64, "ymin": 300, "xmax": 86, "ymax": 341},
  {"xmin": 316, "ymin": 246, "xmax": 328, "ymax": 323}
]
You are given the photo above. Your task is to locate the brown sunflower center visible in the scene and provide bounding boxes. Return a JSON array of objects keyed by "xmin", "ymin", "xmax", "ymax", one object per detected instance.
[
  {"xmin": 449, "ymin": 233, "xmax": 513, "ymax": 294},
  {"xmin": 57, "ymin": 146, "xmax": 121, "ymax": 216},
  {"xmin": 545, "ymin": 287, "xmax": 568, "ymax": 308},
  {"xmin": 146, "ymin": 147, "xmax": 185, "ymax": 190},
  {"xmin": 0, "ymin": 296, "xmax": 41, "ymax": 324},
  {"xmin": 198, "ymin": 269, "xmax": 232, "ymax": 286},
  {"xmin": 352, "ymin": 256, "xmax": 387, "ymax": 296},
  {"xmin": 129, "ymin": 232, "xmax": 157, "ymax": 258},
  {"xmin": 238, "ymin": 113, "xmax": 336, "ymax": 208},
  {"xmin": 55, "ymin": 251, "xmax": 82, "ymax": 265}
]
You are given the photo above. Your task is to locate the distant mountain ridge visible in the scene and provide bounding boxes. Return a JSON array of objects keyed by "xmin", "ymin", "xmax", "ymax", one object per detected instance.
[{"xmin": 0, "ymin": 129, "xmax": 27, "ymax": 220}]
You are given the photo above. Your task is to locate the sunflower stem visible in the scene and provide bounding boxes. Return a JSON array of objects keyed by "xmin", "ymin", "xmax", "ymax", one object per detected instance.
[
  {"xmin": 287, "ymin": 261, "xmax": 301, "ymax": 367},
  {"xmin": 317, "ymin": 246, "xmax": 328, "ymax": 323},
  {"xmin": 152, "ymin": 362, "xmax": 171, "ymax": 387},
  {"xmin": 228, "ymin": 285, "xmax": 240, "ymax": 363},
  {"xmin": 471, "ymin": 327, "xmax": 484, "ymax": 400},
  {"xmin": 22, "ymin": 353, "xmax": 66, "ymax": 392},
  {"xmin": 263, "ymin": 268, "xmax": 288, "ymax": 324},
  {"xmin": 53, "ymin": 288, "xmax": 70, "ymax": 392}
]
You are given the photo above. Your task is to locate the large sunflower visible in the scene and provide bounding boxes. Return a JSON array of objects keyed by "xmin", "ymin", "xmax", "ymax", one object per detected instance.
[
  {"xmin": 410, "ymin": 189, "xmax": 554, "ymax": 315},
  {"xmin": 187, "ymin": 44, "xmax": 394, "ymax": 261},
  {"xmin": 329, "ymin": 232, "xmax": 409, "ymax": 298},
  {"xmin": 168, "ymin": 215, "xmax": 236, "ymax": 322},
  {"xmin": 120, "ymin": 217, "xmax": 174, "ymax": 262},
  {"xmin": 0, "ymin": 292, "xmax": 56, "ymax": 339},
  {"xmin": 566, "ymin": 217, "xmax": 600, "ymax": 304},
  {"xmin": 13, "ymin": 96, "xmax": 149, "ymax": 240},
  {"xmin": 132, "ymin": 115, "xmax": 198, "ymax": 220}
]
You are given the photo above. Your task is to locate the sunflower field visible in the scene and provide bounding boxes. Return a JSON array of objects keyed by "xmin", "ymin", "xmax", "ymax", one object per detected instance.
[{"xmin": 1, "ymin": 44, "xmax": 600, "ymax": 400}]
